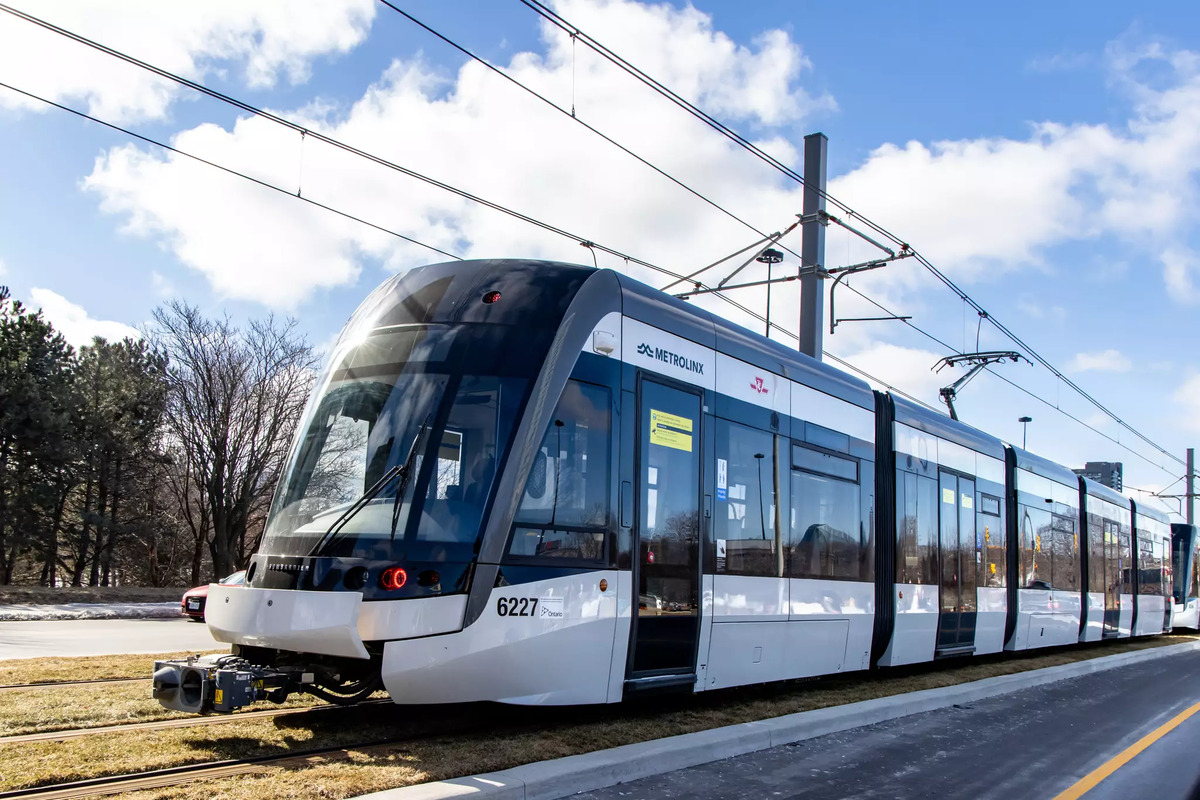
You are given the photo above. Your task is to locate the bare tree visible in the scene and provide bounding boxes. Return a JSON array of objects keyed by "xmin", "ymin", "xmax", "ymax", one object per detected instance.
[{"xmin": 152, "ymin": 303, "xmax": 317, "ymax": 580}]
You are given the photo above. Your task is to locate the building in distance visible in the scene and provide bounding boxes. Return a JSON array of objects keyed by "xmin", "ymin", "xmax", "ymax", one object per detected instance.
[{"xmin": 1072, "ymin": 461, "xmax": 1123, "ymax": 492}]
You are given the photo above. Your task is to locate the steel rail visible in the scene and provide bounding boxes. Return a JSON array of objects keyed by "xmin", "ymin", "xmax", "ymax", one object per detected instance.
[
  {"xmin": 0, "ymin": 699, "xmax": 391, "ymax": 745},
  {"xmin": 0, "ymin": 677, "xmax": 145, "ymax": 692}
]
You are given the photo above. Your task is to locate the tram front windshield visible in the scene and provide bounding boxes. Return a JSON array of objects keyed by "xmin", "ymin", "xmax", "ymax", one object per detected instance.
[{"xmin": 260, "ymin": 324, "xmax": 529, "ymax": 561}]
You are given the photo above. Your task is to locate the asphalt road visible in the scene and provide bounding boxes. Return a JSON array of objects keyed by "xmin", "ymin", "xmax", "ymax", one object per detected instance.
[
  {"xmin": 0, "ymin": 618, "xmax": 224, "ymax": 660},
  {"xmin": 573, "ymin": 648, "xmax": 1200, "ymax": 800}
]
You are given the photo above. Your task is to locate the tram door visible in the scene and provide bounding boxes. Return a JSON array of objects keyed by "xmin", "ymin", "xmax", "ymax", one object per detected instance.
[
  {"xmin": 937, "ymin": 471, "xmax": 978, "ymax": 654},
  {"xmin": 629, "ymin": 378, "xmax": 702, "ymax": 679}
]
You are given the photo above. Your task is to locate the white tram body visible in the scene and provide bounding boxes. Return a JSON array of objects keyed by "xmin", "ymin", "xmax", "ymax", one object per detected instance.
[{"xmin": 154, "ymin": 260, "xmax": 1178, "ymax": 713}]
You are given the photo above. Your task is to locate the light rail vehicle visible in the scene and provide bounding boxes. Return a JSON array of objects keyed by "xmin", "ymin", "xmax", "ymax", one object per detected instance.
[{"xmin": 151, "ymin": 260, "xmax": 1185, "ymax": 714}]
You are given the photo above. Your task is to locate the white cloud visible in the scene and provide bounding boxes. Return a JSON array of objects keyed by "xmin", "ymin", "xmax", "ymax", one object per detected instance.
[
  {"xmin": 1162, "ymin": 245, "xmax": 1200, "ymax": 303},
  {"xmin": 0, "ymin": 1, "xmax": 375, "ymax": 123},
  {"xmin": 83, "ymin": 0, "xmax": 832, "ymax": 308},
  {"xmin": 29, "ymin": 288, "xmax": 140, "ymax": 347},
  {"xmin": 840, "ymin": 342, "xmax": 947, "ymax": 403},
  {"xmin": 1173, "ymin": 374, "xmax": 1200, "ymax": 435},
  {"xmin": 828, "ymin": 39, "xmax": 1200, "ymax": 301},
  {"xmin": 1067, "ymin": 349, "xmax": 1133, "ymax": 373}
]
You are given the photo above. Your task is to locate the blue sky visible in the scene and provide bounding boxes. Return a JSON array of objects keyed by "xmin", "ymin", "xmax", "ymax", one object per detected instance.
[{"xmin": 1, "ymin": 0, "xmax": 1198, "ymax": 514}]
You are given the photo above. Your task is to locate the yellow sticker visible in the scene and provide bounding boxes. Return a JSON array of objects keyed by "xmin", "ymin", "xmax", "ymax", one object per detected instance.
[
  {"xmin": 649, "ymin": 409, "xmax": 693, "ymax": 452},
  {"xmin": 961, "ymin": 494, "xmax": 973, "ymax": 510},
  {"xmin": 942, "ymin": 487, "xmax": 955, "ymax": 504},
  {"xmin": 214, "ymin": 689, "xmax": 223, "ymax": 705}
]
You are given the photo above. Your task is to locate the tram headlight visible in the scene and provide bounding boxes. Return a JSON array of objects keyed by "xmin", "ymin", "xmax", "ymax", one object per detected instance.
[{"xmin": 380, "ymin": 566, "xmax": 408, "ymax": 591}]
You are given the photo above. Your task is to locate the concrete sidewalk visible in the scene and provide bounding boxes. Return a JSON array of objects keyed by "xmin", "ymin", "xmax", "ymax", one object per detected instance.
[{"xmin": 357, "ymin": 640, "xmax": 1200, "ymax": 800}]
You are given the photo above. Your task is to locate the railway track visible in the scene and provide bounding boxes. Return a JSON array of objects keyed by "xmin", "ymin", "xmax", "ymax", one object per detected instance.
[
  {"xmin": 0, "ymin": 677, "xmax": 145, "ymax": 692},
  {"xmin": 0, "ymin": 698, "xmax": 392, "ymax": 745},
  {"xmin": 0, "ymin": 738, "xmax": 401, "ymax": 799}
]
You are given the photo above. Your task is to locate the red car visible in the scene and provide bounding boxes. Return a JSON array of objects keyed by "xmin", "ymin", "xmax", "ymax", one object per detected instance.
[{"xmin": 181, "ymin": 570, "xmax": 246, "ymax": 621}]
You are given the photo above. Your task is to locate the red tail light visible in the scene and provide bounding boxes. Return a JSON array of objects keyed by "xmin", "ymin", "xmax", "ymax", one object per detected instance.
[{"xmin": 380, "ymin": 566, "xmax": 407, "ymax": 591}]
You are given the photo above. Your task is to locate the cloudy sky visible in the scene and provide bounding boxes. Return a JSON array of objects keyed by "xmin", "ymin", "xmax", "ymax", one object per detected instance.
[{"xmin": 1, "ymin": 0, "xmax": 1198, "ymax": 516}]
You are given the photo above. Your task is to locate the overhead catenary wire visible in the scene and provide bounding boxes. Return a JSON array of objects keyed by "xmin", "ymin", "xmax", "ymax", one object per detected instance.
[
  {"xmin": 832, "ymin": 276, "xmax": 1181, "ymax": 478},
  {"xmin": 0, "ymin": 81, "xmax": 461, "ymax": 263},
  {"xmin": 0, "ymin": 2, "xmax": 707, "ymax": 291},
  {"xmin": 512, "ymin": 0, "xmax": 1185, "ymax": 470},
  {"xmin": 373, "ymin": 0, "xmax": 818, "ymax": 275},
  {"xmin": 3, "ymin": 2, "xmax": 1178, "ymax": 475}
]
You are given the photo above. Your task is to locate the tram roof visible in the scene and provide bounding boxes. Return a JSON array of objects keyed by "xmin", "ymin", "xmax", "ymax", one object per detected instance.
[
  {"xmin": 890, "ymin": 394, "xmax": 1005, "ymax": 459},
  {"xmin": 1009, "ymin": 445, "xmax": 1082, "ymax": 490},
  {"xmin": 1081, "ymin": 475, "xmax": 1130, "ymax": 509}
]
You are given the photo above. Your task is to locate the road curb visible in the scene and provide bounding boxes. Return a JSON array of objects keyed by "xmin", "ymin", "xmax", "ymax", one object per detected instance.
[{"xmin": 355, "ymin": 640, "xmax": 1200, "ymax": 800}]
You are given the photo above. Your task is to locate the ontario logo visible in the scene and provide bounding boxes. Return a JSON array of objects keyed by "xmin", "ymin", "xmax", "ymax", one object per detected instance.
[{"xmin": 635, "ymin": 342, "xmax": 704, "ymax": 374}]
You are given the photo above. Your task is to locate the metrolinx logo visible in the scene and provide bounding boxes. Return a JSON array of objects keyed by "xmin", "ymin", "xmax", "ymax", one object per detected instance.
[{"xmin": 635, "ymin": 342, "xmax": 704, "ymax": 374}]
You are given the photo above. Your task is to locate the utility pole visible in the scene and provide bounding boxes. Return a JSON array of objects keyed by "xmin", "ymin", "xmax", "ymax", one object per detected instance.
[
  {"xmin": 1180, "ymin": 443, "xmax": 1190, "ymax": 525},
  {"xmin": 799, "ymin": 132, "xmax": 827, "ymax": 360}
]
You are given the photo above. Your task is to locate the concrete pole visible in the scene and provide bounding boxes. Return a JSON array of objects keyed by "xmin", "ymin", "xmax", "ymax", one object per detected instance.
[
  {"xmin": 799, "ymin": 132, "xmax": 827, "ymax": 360},
  {"xmin": 1188, "ymin": 447, "xmax": 1194, "ymax": 525}
]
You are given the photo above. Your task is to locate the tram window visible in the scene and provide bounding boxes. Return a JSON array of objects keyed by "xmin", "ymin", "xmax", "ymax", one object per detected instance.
[
  {"xmin": 307, "ymin": 414, "xmax": 369, "ymax": 505},
  {"xmin": 895, "ymin": 470, "xmax": 938, "ymax": 585},
  {"xmin": 1019, "ymin": 504, "xmax": 1052, "ymax": 589},
  {"xmin": 1138, "ymin": 537, "xmax": 1161, "ymax": 596},
  {"xmin": 509, "ymin": 380, "xmax": 611, "ymax": 562},
  {"xmin": 1120, "ymin": 532, "xmax": 1134, "ymax": 595},
  {"xmin": 789, "ymin": 453, "xmax": 865, "ymax": 582},
  {"xmin": 793, "ymin": 445, "xmax": 857, "ymax": 481},
  {"xmin": 508, "ymin": 527, "xmax": 605, "ymax": 560},
  {"xmin": 1162, "ymin": 540, "xmax": 1172, "ymax": 599},
  {"xmin": 715, "ymin": 419, "xmax": 782, "ymax": 577},
  {"xmin": 1088, "ymin": 514, "xmax": 1104, "ymax": 596},
  {"xmin": 979, "ymin": 495, "xmax": 1000, "ymax": 517},
  {"xmin": 1192, "ymin": 545, "xmax": 1200, "ymax": 600},
  {"xmin": 416, "ymin": 376, "xmax": 525, "ymax": 544},
  {"xmin": 1051, "ymin": 513, "xmax": 1079, "ymax": 592}
]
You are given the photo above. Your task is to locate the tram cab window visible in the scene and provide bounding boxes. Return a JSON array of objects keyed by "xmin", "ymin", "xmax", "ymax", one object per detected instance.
[
  {"xmin": 508, "ymin": 380, "xmax": 611, "ymax": 562},
  {"xmin": 788, "ymin": 444, "xmax": 871, "ymax": 582},
  {"xmin": 895, "ymin": 470, "xmax": 938, "ymax": 585},
  {"xmin": 714, "ymin": 419, "xmax": 782, "ymax": 577},
  {"xmin": 415, "ymin": 376, "xmax": 526, "ymax": 545}
]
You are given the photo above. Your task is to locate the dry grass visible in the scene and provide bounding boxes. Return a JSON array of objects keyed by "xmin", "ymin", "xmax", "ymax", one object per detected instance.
[
  {"xmin": 0, "ymin": 680, "xmax": 330, "ymax": 738},
  {"xmin": 1, "ymin": 634, "xmax": 1194, "ymax": 797},
  {"xmin": 0, "ymin": 586, "xmax": 184, "ymax": 605},
  {"xmin": 0, "ymin": 650, "xmax": 226, "ymax": 686}
]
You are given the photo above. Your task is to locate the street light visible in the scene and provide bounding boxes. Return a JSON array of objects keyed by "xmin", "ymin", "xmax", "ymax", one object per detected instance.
[
  {"xmin": 756, "ymin": 248, "xmax": 783, "ymax": 337},
  {"xmin": 1018, "ymin": 416, "xmax": 1032, "ymax": 449}
]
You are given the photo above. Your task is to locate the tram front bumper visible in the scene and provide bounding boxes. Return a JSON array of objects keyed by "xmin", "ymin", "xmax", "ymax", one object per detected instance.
[{"xmin": 205, "ymin": 585, "xmax": 369, "ymax": 660}]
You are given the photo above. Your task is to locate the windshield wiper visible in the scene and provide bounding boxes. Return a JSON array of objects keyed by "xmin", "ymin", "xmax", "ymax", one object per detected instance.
[
  {"xmin": 307, "ymin": 418, "xmax": 431, "ymax": 557},
  {"xmin": 390, "ymin": 420, "xmax": 430, "ymax": 540},
  {"xmin": 308, "ymin": 463, "xmax": 404, "ymax": 556}
]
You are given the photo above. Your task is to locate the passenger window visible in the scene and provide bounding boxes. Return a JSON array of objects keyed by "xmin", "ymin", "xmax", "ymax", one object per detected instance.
[
  {"xmin": 979, "ymin": 495, "xmax": 1000, "ymax": 517},
  {"xmin": 895, "ymin": 469, "xmax": 938, "ymax": 585},
  {"xmin": 508, "ymin": 380, "xmax": 611, "ymax": 561},
  {"xmin": 1051, "ymin": 513, "xmax": 1078, "ymax": 592},
  {"xmin": 789, "ymin": 444, "xmax": 866, "ymax": 581},
  {"xmin": 714, "ymin": 419, "xmax": 782, "ymax": 577}
]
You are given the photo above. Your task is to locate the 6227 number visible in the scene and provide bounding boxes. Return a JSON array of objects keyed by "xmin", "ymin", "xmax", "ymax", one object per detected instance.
[{"xmin": 497, "ymin": 597, "xmax": 538, "ymax": 617}]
